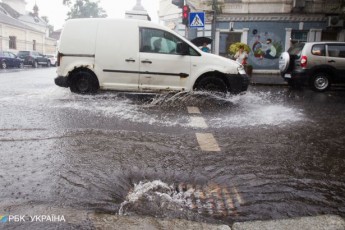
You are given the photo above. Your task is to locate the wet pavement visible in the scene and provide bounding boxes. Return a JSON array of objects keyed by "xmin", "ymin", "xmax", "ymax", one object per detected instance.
[{"xmin": 0, "ymin": 68, "xmax": 344, "ymax": 228}]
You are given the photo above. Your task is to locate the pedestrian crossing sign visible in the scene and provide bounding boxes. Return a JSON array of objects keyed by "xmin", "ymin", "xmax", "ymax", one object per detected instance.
[{"xmin": 189, "ymin": 12, "xmax": 205, "ymax": 28}]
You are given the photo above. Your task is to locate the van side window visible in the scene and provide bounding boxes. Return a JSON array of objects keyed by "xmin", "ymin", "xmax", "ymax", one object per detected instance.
[
  {"xmin": 311, "ymin": 44, "xmax": 325, "ymax": 56},
  {"xmin": 140, "ymin": 28, "xmax": 200, "ymax": 56},
  {"xmin": 328, "ymin": 44, "xmax": 345, "ymax": 58}
]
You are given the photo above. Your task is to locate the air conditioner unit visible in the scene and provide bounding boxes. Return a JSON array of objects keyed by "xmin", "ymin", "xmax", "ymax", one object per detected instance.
[
  {"xmin": 293, "ymin": 0, "xmax": 306, "ymax": 8},
  {"xmin": 328, "ymin": 16, "xmax": 344, "ymax": 27}
]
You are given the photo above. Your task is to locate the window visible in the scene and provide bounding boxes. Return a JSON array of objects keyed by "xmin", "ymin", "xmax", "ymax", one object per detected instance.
[
  {"xmin": 33, "ymin": 40, "xmax": 36, "ymax": 51},
  {"xmin": 291, "ymin": 31, "xmax": 308, "ymax": 43},
  {"xmin": 140, "ymin": 28, "xmax": 199, "ymax": 56},
  {"xmin": 327, "ymin": 44, "xmax": 345, "ymax": 58},
  {"xmin": 311, "ymin": 44, "xmax": 325, "ymax": 56},
  {"xmin": 9, "ymin": 36, "xmax": 16, "ymax": 49}
]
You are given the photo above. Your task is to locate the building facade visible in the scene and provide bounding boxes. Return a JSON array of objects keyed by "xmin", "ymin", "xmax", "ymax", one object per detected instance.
[
  {"xmin": 0, "ymin": 0, "xmax": 57, "ymax": 55},
  {"xmin": 159, "ymin": 0, "xmax": 345, "ymax": 71}
]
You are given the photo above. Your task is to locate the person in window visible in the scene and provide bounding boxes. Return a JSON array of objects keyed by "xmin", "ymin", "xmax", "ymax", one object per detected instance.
[
  {"xmin": 201, "ymin": 42, "xmax": 210, "ymax": 53},
  {"xmin": 153, "ymin": 38, "xmax": 162, "ymax": 53},
  {"xmin": 234, "ymin": 45, "xmax": 248, "ymax": 65}
]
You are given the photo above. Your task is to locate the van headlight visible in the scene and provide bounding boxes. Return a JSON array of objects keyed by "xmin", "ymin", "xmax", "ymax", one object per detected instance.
[{"xmin": 237, "ymin": 66, "xmax": 246, "ymax": 75}]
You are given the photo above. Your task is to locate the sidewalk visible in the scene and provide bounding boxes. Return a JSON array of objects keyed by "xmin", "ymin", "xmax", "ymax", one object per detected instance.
[
  {"xmin": 89, "ymin": 214, "xmax": 345, "ymax": 230},
  {"xmin": 250, "ymin": 73, "xmax": 287, "ymax": 86}
]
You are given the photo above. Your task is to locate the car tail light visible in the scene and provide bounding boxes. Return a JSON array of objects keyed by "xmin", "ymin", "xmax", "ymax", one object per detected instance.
[
  {"xmin": 57, "ymin": 52, "xmax": 62, "ymax": 66},
  {"xmin": 300, "ymin": 55, "xmax": 307, "ymax": 68}
]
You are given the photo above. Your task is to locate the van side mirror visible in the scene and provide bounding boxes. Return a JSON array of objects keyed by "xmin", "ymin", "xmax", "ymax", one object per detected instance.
[{"xmin": 176, "ymin": 42, "xmax": 189, "ymax": 55}]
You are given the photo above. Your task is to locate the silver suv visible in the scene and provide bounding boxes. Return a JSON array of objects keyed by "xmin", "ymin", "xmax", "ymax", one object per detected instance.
[{"xmin": 279, "ymin": 42, "xmax": 345, "ymax": 92}]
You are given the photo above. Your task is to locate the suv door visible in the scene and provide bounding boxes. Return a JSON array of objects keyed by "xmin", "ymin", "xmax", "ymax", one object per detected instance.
[
  {"xmin": 139, "ymin": 28, "xmax": 191, "ymax": 91},
  {"xmin": 326, "ymin": 44, "xmax": 345, "ymax": 82}
]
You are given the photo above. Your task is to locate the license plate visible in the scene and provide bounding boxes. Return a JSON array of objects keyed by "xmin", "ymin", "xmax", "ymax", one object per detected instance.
[{"xmin": 284, "ymin": 73, "xmax": 291, "ymax": 78}]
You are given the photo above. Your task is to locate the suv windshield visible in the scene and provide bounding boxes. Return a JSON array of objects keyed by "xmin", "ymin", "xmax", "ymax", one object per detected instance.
[{"xmin": 288, "ymin": 43, "xmax": 305, "ymax": 57}]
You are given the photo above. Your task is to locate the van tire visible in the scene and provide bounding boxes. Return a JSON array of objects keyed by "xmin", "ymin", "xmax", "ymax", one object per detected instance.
[
  {"xmin": 196, "ymin": 76, "xmax": 227, "ymax": 94},
  {"xmin": 310, "ymin": 73, "xmax": 330, "ymax": 92},
  {"xmin": 70, "ymin": 69, "xmax": 99, "ymax": 94}
]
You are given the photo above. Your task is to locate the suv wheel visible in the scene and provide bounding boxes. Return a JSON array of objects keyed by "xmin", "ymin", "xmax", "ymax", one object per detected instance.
[
  {"xmin": 311, "ymin": 73, "xmax": 330, "ymax": 92},
  {"xmin": 279, "ymin": 52, "xmax": 290, "ymax": 74},
  {"xmin": 33, "ymin": 61, "xmax": 38, "ymax": 68},
  {"xmin": 196, "ymin": 76, "xmax": 227, "ymax": 94},
  {"xmin": 1, "ymin": 61, "xmax": 6, "ymax": 69},
  {"xmin": 46, "ymin": 61, "xmax": 51, "ymax": 67},
  {"xmin": 70, "ymin": 70, "xmax": 99, "ymax": 94}
]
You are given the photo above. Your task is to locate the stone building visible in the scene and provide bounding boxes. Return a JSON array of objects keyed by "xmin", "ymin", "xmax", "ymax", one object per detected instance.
[
  {"xmin": 0, "ymin": 0, "xmax": 57, "ymax": 55},
  {"xmin": 159, "ymin": 0, "xmax": 345, "ymax": 71}
]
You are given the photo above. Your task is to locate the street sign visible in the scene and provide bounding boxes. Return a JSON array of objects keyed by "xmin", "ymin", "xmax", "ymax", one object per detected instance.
[{"xmin": 189, "ymin": 12, "xmax": 205, "ymax": 28}]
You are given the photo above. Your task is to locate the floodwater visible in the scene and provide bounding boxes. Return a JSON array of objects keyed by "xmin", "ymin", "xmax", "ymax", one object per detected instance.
[{"xmin": 0, "ymin": 68, "xmax": 344, "ymax": 228}]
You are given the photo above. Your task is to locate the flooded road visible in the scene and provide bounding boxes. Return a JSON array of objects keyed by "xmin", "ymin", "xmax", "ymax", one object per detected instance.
[{"xmin": 0, "ymin": 68, "xmax": 344, "ymax": 228}]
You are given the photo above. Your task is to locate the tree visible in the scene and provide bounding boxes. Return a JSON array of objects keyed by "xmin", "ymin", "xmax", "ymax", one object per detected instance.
[{"xmin": 64, "ymin": 0, "xmax": 107, "ymax": 19}]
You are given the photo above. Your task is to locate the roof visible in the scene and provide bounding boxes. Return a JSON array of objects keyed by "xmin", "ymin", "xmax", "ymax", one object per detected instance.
[
  {"xmin": 18, "ymin": 14, "xmax": 47, "ymax": 27},
  {"xmin": 0, "ymin": 3, "xmax": 20, "ymax": 18},
  {"xmin": 0, "ymin": 11, "xmax": 41, "ymax": 33}
]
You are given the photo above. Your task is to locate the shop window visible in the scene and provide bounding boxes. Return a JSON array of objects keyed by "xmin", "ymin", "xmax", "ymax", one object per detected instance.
[{"xmin": 9, "ymin": 36, "xmax": 16, "ymax": 49}]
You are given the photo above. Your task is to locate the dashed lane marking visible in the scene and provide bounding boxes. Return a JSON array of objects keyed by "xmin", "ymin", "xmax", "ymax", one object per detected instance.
[
  {"xmin": 187, "ymin": 106, "xmax": 201, "ymax": 114},
  {"xmin": 190, "ymin": 117, "xmax": 208, "ymax": 128},
  {"xmin": 196, "ymin": 133, "xmax": 221, "ymax": 152},
  {"xmin": 233, "ymin": 187, "xmax": 244, "ymax": 205}
]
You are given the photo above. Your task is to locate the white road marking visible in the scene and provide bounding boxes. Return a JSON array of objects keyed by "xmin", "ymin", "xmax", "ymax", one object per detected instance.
[
  {"xmin": 190, "ymin": 117, "xmax": 208, "ymax": 128},
  {"xmin": 187, "ymin": 106, "xmax": 201, "ymax": 114},
  {"xmin": 233, "ymin": 187, "xmax": 244, "ymax": 204},
  {"xmin": 196, "ymin": 133, "xmax": 221, "ymax": 152}
]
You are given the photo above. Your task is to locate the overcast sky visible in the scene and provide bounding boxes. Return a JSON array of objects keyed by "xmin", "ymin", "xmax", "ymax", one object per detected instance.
[{"xmin": 25, "ymin": 0, "xmax": 159, "ymax": 29}]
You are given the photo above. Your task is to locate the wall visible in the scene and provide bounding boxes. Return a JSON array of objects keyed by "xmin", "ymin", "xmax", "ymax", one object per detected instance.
[{"xmin": 218, "ymin": 20, "xmax": 327, "ymax": 70}]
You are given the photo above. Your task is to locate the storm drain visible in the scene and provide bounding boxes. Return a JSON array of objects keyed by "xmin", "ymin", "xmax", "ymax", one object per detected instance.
[
  {"xmin": 176, "ymin": 183, "xmax": 243, "ymax": 217},
  {"xmin": 119, "ymin": 180, "xmax": 243, "ymax": 217}
]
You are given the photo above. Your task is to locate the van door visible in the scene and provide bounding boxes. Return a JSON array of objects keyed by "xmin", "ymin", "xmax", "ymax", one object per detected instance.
[
  {"xmin": 95, "ymin": 20, "xmax": 140, "ymax": 91},
  {"xmin": 139, "ymin": 28, "xmax": 191, "ymax": 91}
]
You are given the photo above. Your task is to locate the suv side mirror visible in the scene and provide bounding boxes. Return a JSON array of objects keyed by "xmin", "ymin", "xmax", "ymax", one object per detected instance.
[{"xmin": 176, "ymin": 42, "xmax": 189, "ymax": 55}]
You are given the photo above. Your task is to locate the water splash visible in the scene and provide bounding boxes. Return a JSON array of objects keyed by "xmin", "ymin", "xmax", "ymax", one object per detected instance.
[{"xmin": 119, "ymin": 180, "xmax": 242, "ymax": 218}]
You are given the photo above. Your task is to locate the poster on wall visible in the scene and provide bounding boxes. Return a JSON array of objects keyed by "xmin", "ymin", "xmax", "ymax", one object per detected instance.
[{"xmin": 248, "ymin": 32, "xmax": 283, "ymax": 68}]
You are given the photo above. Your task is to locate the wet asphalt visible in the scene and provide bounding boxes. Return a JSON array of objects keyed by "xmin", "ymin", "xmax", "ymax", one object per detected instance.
[{"xmin": 0, "ymin": 68, "xmax": 344, "ymax": 228}]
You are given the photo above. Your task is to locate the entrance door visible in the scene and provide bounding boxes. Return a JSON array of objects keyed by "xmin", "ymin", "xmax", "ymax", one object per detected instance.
[{"xmin": 219, "ymin": 32, "xmax": 242, "ymax": 57}]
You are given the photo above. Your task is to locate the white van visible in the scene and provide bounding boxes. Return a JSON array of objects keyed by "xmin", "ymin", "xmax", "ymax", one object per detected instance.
[{"xmin": 55, "ymin": 18, "xmax": 249, "ymax": 94}]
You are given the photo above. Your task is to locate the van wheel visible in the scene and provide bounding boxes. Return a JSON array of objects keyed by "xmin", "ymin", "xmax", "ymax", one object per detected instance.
[
  {"xmin": 70, "ymin": 70, "xmax": 99, "ymax": 94},
  {"xmin": 196, "ymin": 76, "xmax": 227, "ymax": 94},
  {"xmin": 311, "ymin": 73, "xmax": 330, "ymax": 92}
]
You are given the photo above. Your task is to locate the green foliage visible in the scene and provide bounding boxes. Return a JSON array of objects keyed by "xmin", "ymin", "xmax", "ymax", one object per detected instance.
[
  {"xmin": 228, "ymin": 42, "xmax": 251, "ymax": 55},
  {"xmin": 65, "ymin": 0, "xmax": 107, "ymax": 19}
]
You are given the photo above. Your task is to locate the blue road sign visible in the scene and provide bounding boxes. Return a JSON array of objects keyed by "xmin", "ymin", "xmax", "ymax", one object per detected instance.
[{"xmin": 189, "ymin": 12, "xmax": 205, "ymax": 28}]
